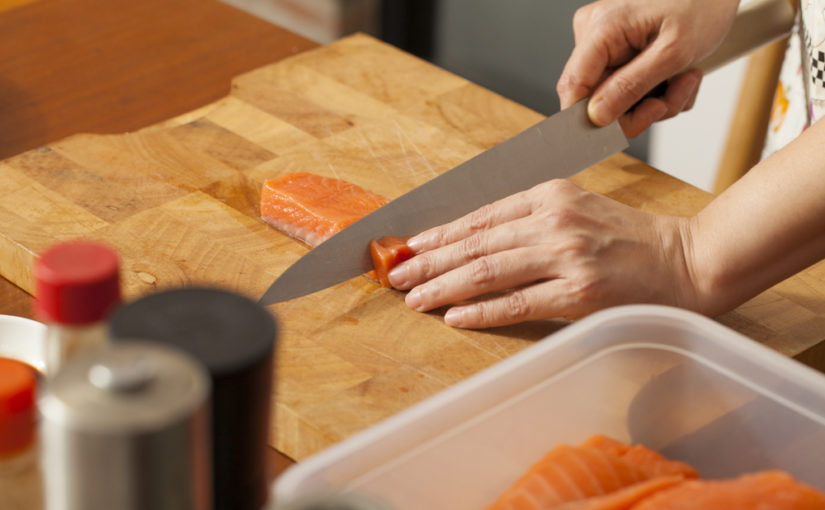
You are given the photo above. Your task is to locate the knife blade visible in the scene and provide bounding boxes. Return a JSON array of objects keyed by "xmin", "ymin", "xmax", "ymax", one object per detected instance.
[{"xmin": 258, "ymin": 100, "xmax": 628, "ymax": 306}]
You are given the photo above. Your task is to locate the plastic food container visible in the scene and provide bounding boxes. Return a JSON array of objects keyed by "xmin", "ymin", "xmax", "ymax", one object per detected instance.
[{"xmin": 273, "ymin": 305, "xmax": 825, "ymax": 509}]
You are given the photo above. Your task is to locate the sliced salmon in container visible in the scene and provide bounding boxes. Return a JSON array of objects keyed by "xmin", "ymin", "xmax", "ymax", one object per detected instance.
[{"xmin": 272, "ymin": 306, "xmax": 825, "ymax": 509}]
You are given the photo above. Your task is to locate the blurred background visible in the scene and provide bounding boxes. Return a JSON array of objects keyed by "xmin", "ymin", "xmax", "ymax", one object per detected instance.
[{"xmin": 219, "ymin": 0, "xmax": 748, "ymax": 193}]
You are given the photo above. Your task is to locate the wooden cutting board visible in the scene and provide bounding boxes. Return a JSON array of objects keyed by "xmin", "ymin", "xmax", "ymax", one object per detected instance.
[{"xmin": 2, "ymin": 33, "xmax": 825, "ymax": 460}]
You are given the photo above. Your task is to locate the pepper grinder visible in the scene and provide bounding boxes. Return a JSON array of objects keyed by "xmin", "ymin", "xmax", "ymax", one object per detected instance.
[{"xmin": 108, "ymin": 287, "xmax": 277, "ymax": 510}]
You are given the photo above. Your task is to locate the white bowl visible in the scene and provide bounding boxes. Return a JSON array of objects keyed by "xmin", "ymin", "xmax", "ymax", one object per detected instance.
[{"xmin": 0, "ymin": 315, "xmax": 46, "ymax": 372}]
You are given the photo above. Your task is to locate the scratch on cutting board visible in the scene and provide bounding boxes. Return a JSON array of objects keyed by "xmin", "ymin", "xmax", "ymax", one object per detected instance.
[
  {"xmin": 454, "ymin": 330, "xmax": 512, "ymax": 360},
  {"xmin": 354, "ymin": 128, "xmax": 398, "ymax": 189},
  {"xmin": 358, "ymin": 342, "xmax": 452, "ymax": 388},
  {"xmin": 391, "ymin": 118, "xmax": 438, "ymax": 181},
  {"xmin": 303, "ymin": 142, "xmax": 341, "ymax": 180},
  {"xmin": 326, "ymin": 162, "xmax": 341, "ymax": 180},
  {"xmin": 391, "ymin": 120, "xmax": 413, "ymax": 175}
]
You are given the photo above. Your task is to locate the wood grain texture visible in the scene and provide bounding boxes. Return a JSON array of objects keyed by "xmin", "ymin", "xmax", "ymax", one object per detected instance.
[{"xmin": 2, "ymin": 34, "xmax": 825, "ymax": 461}]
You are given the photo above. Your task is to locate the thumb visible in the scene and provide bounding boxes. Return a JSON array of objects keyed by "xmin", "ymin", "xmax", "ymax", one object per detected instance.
[{"xmin": 587, "ymin": 38, "xmax": 690, "ymax": 126}]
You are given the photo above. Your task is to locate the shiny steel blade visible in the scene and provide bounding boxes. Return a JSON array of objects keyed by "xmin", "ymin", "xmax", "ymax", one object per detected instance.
[{"xmin": 259, "ymin": 100, "xmax": 628, "ymax": 305}]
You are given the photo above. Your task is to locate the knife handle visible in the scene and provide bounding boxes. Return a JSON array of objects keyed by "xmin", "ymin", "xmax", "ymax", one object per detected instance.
[
  {"xmin": 636, "ymin": 0, "xmax": 795, "ymax": 106},
  {"xmin": 697, "ymin": 0, "xmax": 796, "ymax": 74}
]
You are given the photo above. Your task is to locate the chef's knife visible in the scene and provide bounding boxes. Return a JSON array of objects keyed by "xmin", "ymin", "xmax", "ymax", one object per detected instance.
[
  {"xmin": 259, "ymin": 0, "xmax": 796, "ymax": 306},
  {"xmin": 259, "ymin": 100, "xmax": 626, "ymax": 306}
]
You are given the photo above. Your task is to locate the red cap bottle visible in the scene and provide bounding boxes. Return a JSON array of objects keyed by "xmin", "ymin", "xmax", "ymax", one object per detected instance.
[{"xmin": 34, "ymin": 241, "xmax": 121, "ymax": 376}]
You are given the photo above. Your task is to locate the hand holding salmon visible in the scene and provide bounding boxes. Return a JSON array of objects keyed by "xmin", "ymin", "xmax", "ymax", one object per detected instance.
[{"xmin": 386, "ymin": 179, "xmax": 697, "ymax": 328}]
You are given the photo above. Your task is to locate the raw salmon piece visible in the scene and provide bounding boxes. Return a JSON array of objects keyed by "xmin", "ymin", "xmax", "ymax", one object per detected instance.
[
  {"xmin": 260, "ymin": 172, "xmax": 390, "ymax": 247},
  {"xmin": 628, "ymin": 470, "xmax": 825, "ymax": 510},
  {"xmin": 487, "ymin": 443, "xmax": 650, "ymax": 510},
  {"xmin": 487, "ymin": 436, "xmax": 699, "ymax": 510},
  {"xmin": 369, "ymin": 236, "xmax": 413, "ymax": 287},
  {"xmin": 583, "ymin": 435, "xmax": 698, "ymax": 479},
  {"xmin": 554, "ymin": 475, "xmax": 685, "ymax": 510}
]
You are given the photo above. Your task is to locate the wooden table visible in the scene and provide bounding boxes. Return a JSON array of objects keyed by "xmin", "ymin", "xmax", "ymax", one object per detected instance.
[{"xmin": 0, "ymin": 0, "xmax": 314, "ymax": 479}]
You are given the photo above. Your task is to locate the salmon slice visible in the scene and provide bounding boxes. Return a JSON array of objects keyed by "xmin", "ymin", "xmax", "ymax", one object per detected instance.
[
  {"xmin": 554, "ymin": 475, "xmax": 685, "ymax": 510},
  {"xmin": 628, "ymin": 470, "xmax": 825, "ymax": 510},
  {"xmin": 486, "ymin": 436, "xmax": 696, "ymax": 510},
  {"xmin": 486, "ymin": 436, "xmax": 698, "ymax": 510},
  {"xmin": 582, "ymin": 435, "xmax": 698, "ymax": 479},
  {"xmin": 260, "ymin": 172, "xmax": 390, "ymax": 247},
  {"xmin": 369, "ymin": 236, "xmax": 413, "ymax": 287}
]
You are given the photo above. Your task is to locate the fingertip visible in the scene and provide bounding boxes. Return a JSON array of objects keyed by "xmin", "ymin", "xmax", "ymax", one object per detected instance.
[
  {"xmin": 406, "ymin": 235, "xmax": 425, "ymax": 252},
  {"xmin": 387, "ymin": 263, "xmax": 410, "ymax": 289},
  {"xmin": 405, "ymin": 287, "xmax": 423, "ymax": 310},
  {"xmin": 444, "ymin": 307, "xmax": 465, "ymax": 327}
]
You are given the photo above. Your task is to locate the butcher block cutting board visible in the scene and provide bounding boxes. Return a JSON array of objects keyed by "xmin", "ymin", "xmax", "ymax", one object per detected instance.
[{"xmin": 2, "ymin": 33, "xmax": 825, "ymax": 460}]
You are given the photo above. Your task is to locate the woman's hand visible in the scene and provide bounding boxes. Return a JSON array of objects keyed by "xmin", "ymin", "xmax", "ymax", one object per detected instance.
[
  {"xmin": 387, "ymin": 180, "xmax": 700, "ymax": 328},
  {"xmin": 557, "ymin": 0, "xmax": 740, "ymax": 137}
]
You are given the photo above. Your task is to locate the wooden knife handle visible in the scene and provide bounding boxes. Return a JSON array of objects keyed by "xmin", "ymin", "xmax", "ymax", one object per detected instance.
[{"xmin": 698, "ymin": 0, "xmax": 797, "ymax": 73}]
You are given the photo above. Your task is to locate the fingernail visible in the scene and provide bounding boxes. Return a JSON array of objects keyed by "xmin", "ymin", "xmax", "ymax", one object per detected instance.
[
  {"xmin": 406, "ymin": 287, "xmax": 422, "ymax": 310},
  {"xmin": 444, "ymin": 307, "xmax": 463, "ymax": 326},
  {"xmin": 587, "ymin": 96, "xmax": 613, "ymax": 126},
  {"xmin": 406, "ymin": 234, "xmax": 426, "ymax": 252},
  {"xmin": 388, "ymin": 264, "xmax": 408, "ymax": 287}
]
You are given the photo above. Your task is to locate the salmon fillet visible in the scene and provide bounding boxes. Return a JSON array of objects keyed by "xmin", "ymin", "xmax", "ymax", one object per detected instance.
[
  {"xmin": 629, "ymin": 470, "xmax": 825, "ymax": 510},
  {"xmin": 486, "ymin": 435, "xmax": 697, "ymax": 510},
  {"xmin": 260, "ymin": 172, "xmax": 390, "ymax": 247}
]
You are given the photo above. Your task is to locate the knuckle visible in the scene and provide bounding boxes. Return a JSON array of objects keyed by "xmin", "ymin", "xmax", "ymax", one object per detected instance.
[
  {"xmin": 415, "ymin": 254, "xmax": 436, "ymax": 279},
  {"xmin": 572, "ymin": 4, "xmax": 603, "ymax": 32},
  {"xmin": 611, "ymin": 73, "xmax": 646, "ymax": 103},
  {"xmin": 571, "ymin": 6, "xmax": 590, "ymax": 32},
  {"xmin": 539, "ymin": 205, "xmax": 580, "ymax": 231},
  {"xmin": 432, "ymin": 227, "xmax": 450, "ymax": 247},
  {"xmin": 468, "ymin": 204, "xmax": 496, "ymax": 232},
  {"xmin": 532, "ymin": 180, "xmax": 565, "ymax": 205},
  {"xmin": 658, "ymin": 34, "xmax": 693, "ymax": 68},
  {"xmin": 536, "ymin": 178, "xmax": 577, "ymax": 196},
  {"xmin": 577, "ymin": 3, "xmax": 623, "ymax": 35},
  {"xmin": 562, "ymin": 234, "xmax": 594, "ymax": 257},
  {"xmin": 469, "ymin": 257, "xmax": 496, "ymax": 286},
  {"xmin": 502, "ymin": 290, "xmax": 532, "ymax": 321},
  {"xmin": 460, "ymin": 234, "xmax": 486, "ymax": 260},
  {"xmin": 556, "ymin": 73, "xmax": 574, "ymax": 97},
  {"xmin": 474, "ymin": 302, "xmax": 492, "ymax": 326},
  {"xmin": 570, "ymin": 270, "xmax": 608, "ymax": 305}
]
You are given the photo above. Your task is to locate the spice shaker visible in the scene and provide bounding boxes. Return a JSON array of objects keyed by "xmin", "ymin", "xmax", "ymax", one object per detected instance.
[
  {"xmin": 34, "ymin": 241, "xmax": 121, "ymax": 377},
  {"xmin": 38, "ymin": 341, "xmax": 211, "ymax": 510},
  {"xmin": 108, "ymin": 287, "xmax": 277, "ymax": 510},
  {"xmin": 0, "ymin": 357, "xmax": 42, "ymax": 510}
]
